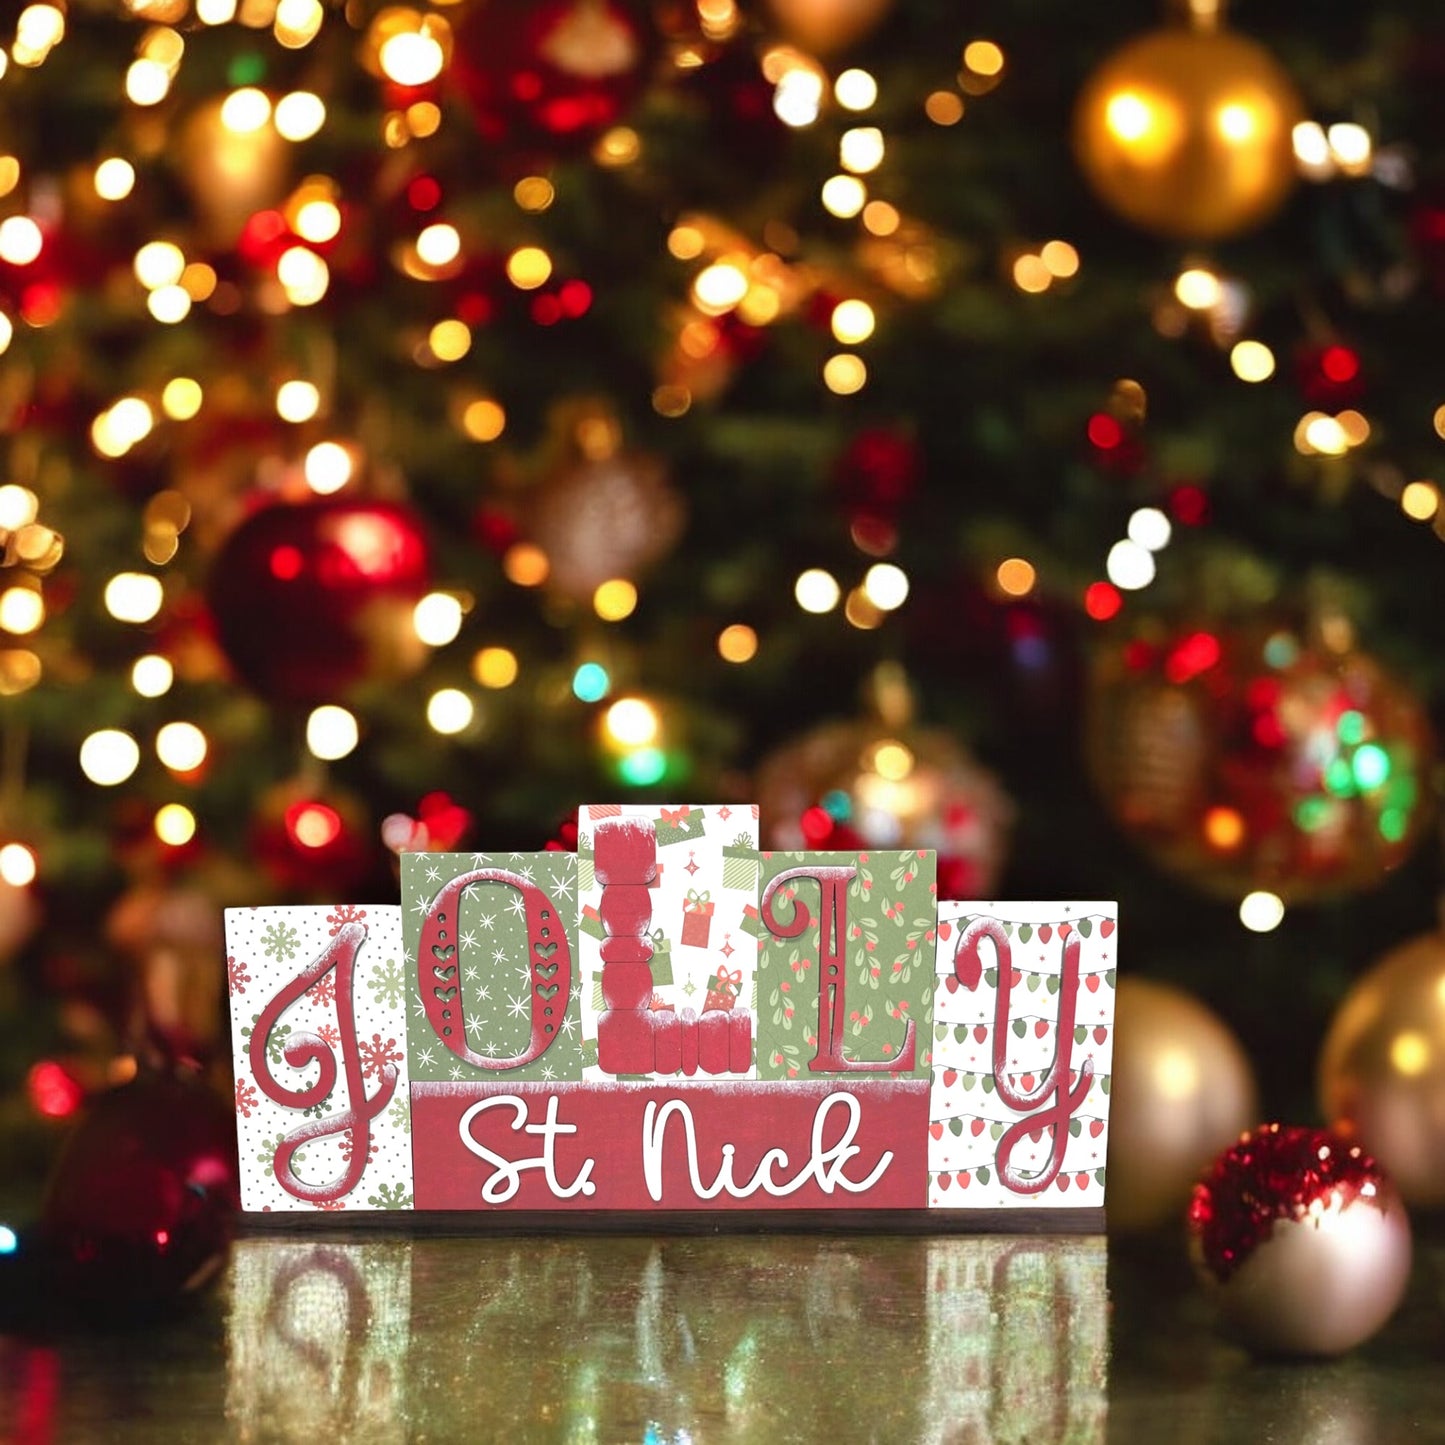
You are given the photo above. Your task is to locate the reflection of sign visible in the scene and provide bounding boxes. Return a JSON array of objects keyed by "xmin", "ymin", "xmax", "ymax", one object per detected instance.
[
  {"xmin": 226, "ymin": 803, "xmax": 1118, "ymax": 1225},
  {"xmin": 227, "ymin": 1239, "xmax": 411, "ymax": 1443},
  {"xmin": 226, "ymin": 1235, "xmax": 1107, "ymax": 1444}
]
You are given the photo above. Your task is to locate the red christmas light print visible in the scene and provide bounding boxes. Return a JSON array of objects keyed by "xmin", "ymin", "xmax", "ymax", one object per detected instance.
[{"xmin": 952, "ymin": 918, "xmax": 1092, "ymax": 1194}]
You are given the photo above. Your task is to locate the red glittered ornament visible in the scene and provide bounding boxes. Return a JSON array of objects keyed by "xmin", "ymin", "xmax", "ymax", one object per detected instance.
[
  {"xmin": 207, "ymin": 497, "xmax": 431, "ymax": 703},
  {"xmin": 451, "ymin": 0, "xmax": 655, "ymax": 154},
  {"xmin": 1187, "ymin": 1124, "xmax": 1411, "ymax": 1356},
  {"xmin": 41, "ymin": 1072, "xmax": 239, "ymax": 1314}
]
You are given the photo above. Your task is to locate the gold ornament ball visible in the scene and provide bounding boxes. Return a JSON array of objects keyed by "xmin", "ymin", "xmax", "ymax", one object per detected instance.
[
  {"xmin": 529, "ymin": 451, "xmax": 684, "ymax": 602},
  {"xmin": 179, "ymin": 95, "xmax": 291, "ymax": 247},
  {"xmin": 766, "ymin": 0, "xmax": 895, "ymax": 55},
  {"xmin": 1319, "ymin": 930, "xmax": 1445, "ymax": 1207},
  {"xmin": 1073, "ymin": 26, "xmax": 1303, "ymax": 240},
  {"xmin": 756, "ymin": 718, "xmax": 1013, "ymax": 897},
  {"xmin": 1106, "ymin": 977, "xmax": 1258, "ymax": 1232}
]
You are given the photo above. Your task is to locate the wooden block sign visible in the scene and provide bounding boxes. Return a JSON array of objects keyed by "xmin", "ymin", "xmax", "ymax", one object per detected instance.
[{"xmin": 226, "ymin": 803, "xmax": 1118, "ymax": 1227}]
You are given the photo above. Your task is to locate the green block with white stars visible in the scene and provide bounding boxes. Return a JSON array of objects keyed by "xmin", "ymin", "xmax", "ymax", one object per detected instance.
[{"xmin": 402, "ymin": 852, "xmax": 584, "ymax": 1084}]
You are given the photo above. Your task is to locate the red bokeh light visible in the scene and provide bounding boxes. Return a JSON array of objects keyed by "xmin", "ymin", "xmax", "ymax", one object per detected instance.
[
  {"xmin": 1084, "ymin": 581, "xmax": 1122, "ymax": 621},
  {"xmin": 1320, "ymin": 345, "xmax": 1359, "ymax": 384},
  {"xmin": 285, "ymin": 802, "xmax": 343, "ymax": 849},
  {"xmin": 1165, "ymin": 631, "xmax": 1221, "ymax": 685},
  {"xmin": 407, "ymin": 175, "xmax": 442, "ymax": 212},
  {"xmin": 28, "ymin": 1060, "xmax": 83, "ymax": 1119},
  {"xmin": 1170, "ymin": 485, "xmax": 1211, "ymax": 527},
  {"xmin": 1087, "ymin": 414, "xmax": 1124, "ymax": 450},
  {"xmin": 269, "ymin": 544, "xmax": 304, "ymax": 580},
  {"xmin": 800, "ymin": 806, "xmax": 834, "ymax": 845}
]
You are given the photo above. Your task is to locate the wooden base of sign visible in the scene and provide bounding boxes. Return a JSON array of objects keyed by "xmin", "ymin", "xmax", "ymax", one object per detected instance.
[{"xmin": 238, "ymin": 1208, "xmax": 1105, "ymax": 1236}]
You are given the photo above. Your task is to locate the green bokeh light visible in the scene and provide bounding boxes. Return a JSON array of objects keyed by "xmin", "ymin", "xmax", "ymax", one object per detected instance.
[
  {"xmin": 227, "ymin": 54, "xmax": 267, "ymax": 87},
  {"xmin": 1263, "ymin": 632, "xmax": 1299, "ymax": 669},
  {"xmin": 571, "ymin": 661, "xmax": 610, "ymax": 703},
  {"xmin": 1336, "ymin": 710, "xmax": 1366, "ymax": 746},
  {"xmin": 1324, "ymin": 757, "xmax": 1356, "ymax": 796},
  {"xmin": 1352, "ymin": 743, "xmax": 1391, "ymax": 790},
  {"xmin": 618, "ymin": 747, "xmax": 666, "ymax": 786}
]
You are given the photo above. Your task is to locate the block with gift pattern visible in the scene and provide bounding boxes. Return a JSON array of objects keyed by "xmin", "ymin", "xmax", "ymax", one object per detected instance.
[
  {"xmin": 577, "ymin": 802, "xmax": 761, "ymax": 1080},
  {"xmin": 722, "ymin": 830, "xmax": 760, "ymax": 892}
]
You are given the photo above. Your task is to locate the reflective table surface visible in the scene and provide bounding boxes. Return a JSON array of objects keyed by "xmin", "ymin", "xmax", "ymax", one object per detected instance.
[{"xmin": 1, "ymin": 1226, "xmax": 1442, "ymax": 1442}]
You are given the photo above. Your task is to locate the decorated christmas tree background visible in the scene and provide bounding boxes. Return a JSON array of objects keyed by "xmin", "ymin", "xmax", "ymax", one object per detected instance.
[{"xmin": 1, "ymin": 0, "xmax": 1445, "ymax": 1209}]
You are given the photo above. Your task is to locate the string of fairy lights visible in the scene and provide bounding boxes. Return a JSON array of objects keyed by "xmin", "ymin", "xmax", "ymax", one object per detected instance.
[{"xmin": 0, "ymin": 0, "xmax": 1430, "ymax": 941}]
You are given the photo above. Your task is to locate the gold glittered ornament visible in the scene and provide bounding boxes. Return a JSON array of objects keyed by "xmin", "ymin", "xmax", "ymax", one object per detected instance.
[
  {"xmin": 1319, "ymin": 928, "xmax": 1445, "ymax": 1207},
  {"xmin": 1072, "ymin": 13, "xmax": 1303, "ymax": 240}
]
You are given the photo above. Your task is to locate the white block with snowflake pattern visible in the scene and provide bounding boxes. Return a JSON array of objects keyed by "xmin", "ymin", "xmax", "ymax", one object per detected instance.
[{"xmin": 227, "ymin": 905, "xmax": 414, "ymax": 1214}]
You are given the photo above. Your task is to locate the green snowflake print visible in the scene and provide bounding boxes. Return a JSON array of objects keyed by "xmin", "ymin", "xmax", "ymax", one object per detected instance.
[
  {"xmin": 241, "ymin": 1013, "xmax": 291, "ymax": 1066},
  {"xmin": 369, "ymin": 957, "xmax": 406, "ymax": 1009},
  {"xmin": 257, "ymin": 1133, "xmax": 306, "ymax": 1168},
  {"xmin": 260, "ymin": 920, "xmax": 301, "ymax": 961},
  {"xmin": 366, "ymin": 1181, "xmax": 413, "ymax": 1210}
]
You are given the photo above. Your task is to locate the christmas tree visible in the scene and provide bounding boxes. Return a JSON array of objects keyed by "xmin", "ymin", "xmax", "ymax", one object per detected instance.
[{"xmin": 1, "ymin": 0, "xmax": 1442, "ymax": 1156}]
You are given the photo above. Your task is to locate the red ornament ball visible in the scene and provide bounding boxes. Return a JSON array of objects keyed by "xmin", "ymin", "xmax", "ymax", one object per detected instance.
[
  {"xmin": 208, "ymin": 498, "xmax": 431, "ymax": 703},
  {"xmin": 451, "ymin": 0, "xmax": 655, "ymax": 153},
  {"xmin": 834, "ymin": 426, "xmax": 920, "ymax": 532},
  {"xmin": 41, "ymin": 1072, "xmax": 239, "ymax": 1314},
  {"xmin": 1188, "ymin": 1124, "xmax": 1411, "ymax": 1356},
  {"xmin": 1085, "ymin": 619, "xmax": 1433, "ymax": 901}
]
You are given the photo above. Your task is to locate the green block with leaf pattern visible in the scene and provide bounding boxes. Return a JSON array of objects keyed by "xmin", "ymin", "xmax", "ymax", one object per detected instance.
[{"xmin": 755, "ymin": 849, "xmax": 936, "ymax": 1082}]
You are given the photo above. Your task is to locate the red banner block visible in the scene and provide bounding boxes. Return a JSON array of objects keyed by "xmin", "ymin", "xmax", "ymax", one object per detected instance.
[{"xmin": 412, "ymin": 1080, "xmax": 928, "ymax": 1211}]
